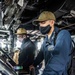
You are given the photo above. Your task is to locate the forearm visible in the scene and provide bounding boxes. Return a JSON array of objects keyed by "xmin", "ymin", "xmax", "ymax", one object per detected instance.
[{"xmin": 33, "ymin": 50, "xmax": 44, "ymax": 67}]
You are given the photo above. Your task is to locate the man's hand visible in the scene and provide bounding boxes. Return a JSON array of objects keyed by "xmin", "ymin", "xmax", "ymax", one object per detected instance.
[
  {"xmin": 29, "ymin": 65, "xmax": 35, "ymax": 71},
  {"xmin": 13, "ymin": 50, "xmax": 20, "ymax": 64}
]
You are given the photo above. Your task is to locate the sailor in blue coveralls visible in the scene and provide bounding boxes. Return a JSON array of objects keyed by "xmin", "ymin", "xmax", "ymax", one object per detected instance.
[{"xmin": 30, "ymin": 11, "xmax": 72, "ymax": 75}]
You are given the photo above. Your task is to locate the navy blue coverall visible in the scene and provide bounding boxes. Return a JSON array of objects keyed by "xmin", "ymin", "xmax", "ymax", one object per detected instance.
[{"xmin": 33, "ymin": 27, "xmax": 72, "ymax": 75}]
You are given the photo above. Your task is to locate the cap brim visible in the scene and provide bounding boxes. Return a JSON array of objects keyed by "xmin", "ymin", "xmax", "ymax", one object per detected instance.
[
  {"xmin": 32, "ymin": 19, "xmax": 46, "ymax": 26},
  {"xmin": 15, "ymin": 33, "xmax": 27, "ymax": 35},
  {"xmin": 15, "ymin": 33, "xmax": 32, "ymax": 37}
]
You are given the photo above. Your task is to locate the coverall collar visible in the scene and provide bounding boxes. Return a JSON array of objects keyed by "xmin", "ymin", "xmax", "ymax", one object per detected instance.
[{"xmin": 45, "ymin": 26, "xmax": 60, "ymax": 45}]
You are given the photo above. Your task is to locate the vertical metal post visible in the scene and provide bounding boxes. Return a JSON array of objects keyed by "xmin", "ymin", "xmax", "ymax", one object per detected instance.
[{"xmin": 0, "ymin": 1, "xmax": 3, "ymax": 27}]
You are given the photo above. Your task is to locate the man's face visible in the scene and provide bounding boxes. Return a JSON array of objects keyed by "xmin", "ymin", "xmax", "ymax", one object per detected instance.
[
  {"xmin": 17, "ymin": 34, "xmax": 26, "ymax": 42},
  {"xmin": 38, "ymin": 20, "xmax": 55, "ymax": 34}
]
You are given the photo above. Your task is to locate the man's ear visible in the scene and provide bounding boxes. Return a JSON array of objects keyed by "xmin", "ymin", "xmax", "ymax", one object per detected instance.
[
  {"xmin": 23, "ymin": 35, "xmax": 26, "ymax": 38},
  {"xmin": 49, "ymin": 20, "xmax": 55, "ymax": 26}
]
